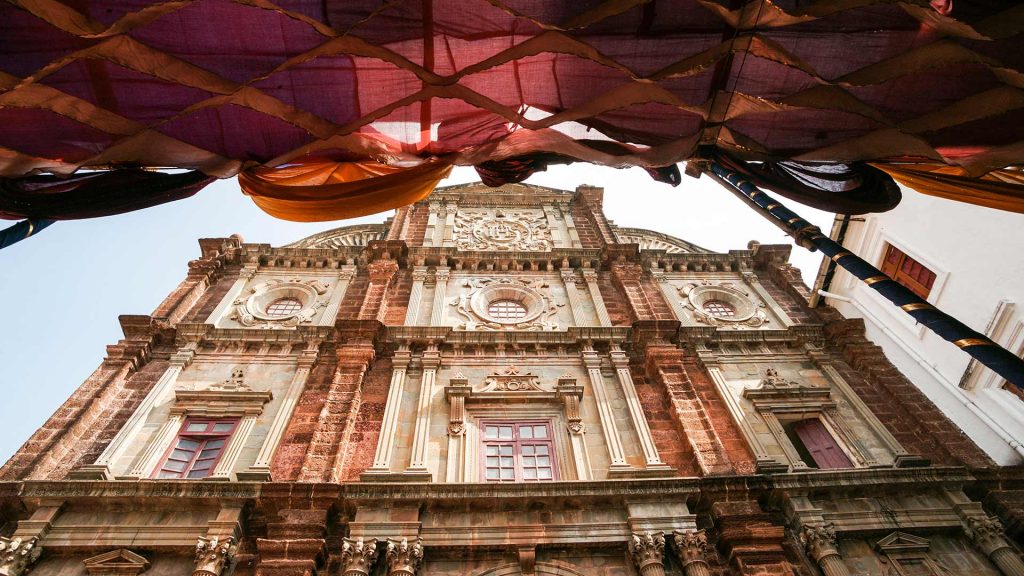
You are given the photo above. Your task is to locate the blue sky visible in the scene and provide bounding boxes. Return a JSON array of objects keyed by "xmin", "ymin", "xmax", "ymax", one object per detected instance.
[{"xmin": 0, "ymin": 165, "xmax": 832, "ymax": 464}]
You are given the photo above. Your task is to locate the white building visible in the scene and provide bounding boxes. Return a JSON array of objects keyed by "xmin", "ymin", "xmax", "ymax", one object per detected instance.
[{"xmin": 814, "ymin": 187, "xmax": 1024, "ymax": 465}]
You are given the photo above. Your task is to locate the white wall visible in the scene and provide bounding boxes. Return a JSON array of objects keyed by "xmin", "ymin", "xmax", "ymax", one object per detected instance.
[{"xmin": 823, "ymin": 187, "xmax": 1024, "ymax": 465}]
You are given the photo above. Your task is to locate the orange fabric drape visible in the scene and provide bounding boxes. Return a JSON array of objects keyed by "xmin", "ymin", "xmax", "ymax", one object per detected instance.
[
  {"xmin": 238, "ymin": 159, "xmax": 453, "ymax": 222},
  {"xmin": 872, "ymin": 163, "xmax": 1024, "ymax": 214}
]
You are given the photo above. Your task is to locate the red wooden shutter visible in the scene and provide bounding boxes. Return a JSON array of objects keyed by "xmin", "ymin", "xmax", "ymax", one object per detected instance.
[{"xmin": 792, "ymin": 419, "xmax": 853, "ymax": 469}]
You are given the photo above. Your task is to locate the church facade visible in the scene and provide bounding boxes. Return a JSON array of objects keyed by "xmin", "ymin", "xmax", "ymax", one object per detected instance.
[{"xmin": 2, "ymin": 182, "xmax": 1024, "ymax": 576}]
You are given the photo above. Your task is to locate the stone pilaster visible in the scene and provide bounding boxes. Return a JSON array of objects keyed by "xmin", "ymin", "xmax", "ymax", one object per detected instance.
[
  {"xmin": 582, "ymin": 269, "xmax": 612, "ymax": 326},
  {"xmin": 405, "ymin": 267, "xmax": 430, "ymax": 325},
  {"xmin": 581, "ymin": 343, "xmax": 630, "ymax": 474},
  {"xmin": 968, "ymin": 516, "xmax": 1024, "ymax": 576},
  {"xmin": 673, "ymin": 530, "xmax": 711, "ymax": 576},
  {"xmin": 609, "ymin": 343, "xmax": 670, "ymax": 472},
  {"xmin": 800, "ymin": 524, "xmax": 849, "ymax": 576},
  {"xmin": 0, "ymin": 537, "xmax": 40, "ymax": 576},
  {"xmin": 340, "ymin": 538, "xmax": 379, "ymax": 576},
  {"xmin": 385, "ymin": 538, "xmax": 423, "ymax": 576},
  {"xmin": 364, "ymin": 346, "xmax": 411, "ymax": 477},
  {"xmin": 561, "ymin": 269, "xmax": 587, "ymax": 326},
  {"xmin": 407, "ymin": 345, "xmax": 439, "ymax": 479},
  {"xmin": 193, "ymin": 536, "xmax": 236, "ymax": 576},
  {"xmin": 430, "ymin": 267, "xmax": 450, "ymax": 325},
  {"xmin": 629, "ymin": 532, "xmax": 666, "ymax": 576}
]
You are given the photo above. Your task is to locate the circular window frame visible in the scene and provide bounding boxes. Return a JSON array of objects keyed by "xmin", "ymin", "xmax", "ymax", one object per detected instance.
[
  {"xmin": 245, "ymin": 283, "xmax": 317, "ymax": 322},
  {"xmin": 687, "ymin": 285, "xmax": 758, "ymax": 323},
  {"xmin": 470, "ymin": 284, "xmax": 546, "ymax": 325}
]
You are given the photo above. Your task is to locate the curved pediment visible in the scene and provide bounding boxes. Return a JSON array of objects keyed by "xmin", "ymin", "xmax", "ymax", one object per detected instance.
[
  {"xmin": 286, "ymin": 224, "xmax": 389, "ymax": 249},
  {"xmin": 613, "ymin": 227, "xmax": 711, "ymax": 254}
]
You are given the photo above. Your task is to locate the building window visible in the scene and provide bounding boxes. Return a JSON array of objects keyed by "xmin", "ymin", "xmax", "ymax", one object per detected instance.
[
  {"xmin": 880, "ymin": 244, "xmax": 936, "ymax": 299},
  {"xmin": 481, "ymin": 421, "xmax": 557, "ymax": 482},
  {"xmin": 702, "ymin": 299, "xmax": 736, "ymax": 318},
  {"xmin": 154, "ymin": 419, "xmax": 237, "ymax": 479},
  {"xmin": 783, "ymin": 418, "xmax": 853, "ymax": 470},
  {"xmin": 265, "ymin": 297, "xmax": 303, "ymax": 317},
  {"xmin": 488, "ymin": 299, "xmax": 528, "ymax": 321}
]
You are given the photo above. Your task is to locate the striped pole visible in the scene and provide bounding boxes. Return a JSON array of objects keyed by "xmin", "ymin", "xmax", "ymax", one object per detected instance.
[
  {"xmin": 706, "ymin": 161, "xmax": 1024, "ymax": 389},
  {"xmin": 0, "ymin": 219, "xmax": 55, "ymax": 250}
]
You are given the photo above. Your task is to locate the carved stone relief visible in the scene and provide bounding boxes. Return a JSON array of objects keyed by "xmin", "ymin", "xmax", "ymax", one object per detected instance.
[
  {"xmin": 0, "ymin": 538, "xmax": 41, "ymax": 576},
  {"xmin": 231, "ymin": 278, "xmax": 331, "ymax": 328},
  {"xmin": 677, "ymin": 281, "xmax": 768, "ymax": 328},
  {"xmin": 450, "ymin": 277, "xmax": 563, "ymax": 331},
  {"xmin": 193, "ymin": 536, "xmax": 236, "ymax": 576},
  {"xmin": 81, "ymin": 548, "xmax": 147, "ymax": 576},
  {"xmin": 453, "ymin": 208, "xmax": 552, "ymax": 251},
  {"xmin": 482, "ymin": 365, "xmax": 545, "ymax": 392}
]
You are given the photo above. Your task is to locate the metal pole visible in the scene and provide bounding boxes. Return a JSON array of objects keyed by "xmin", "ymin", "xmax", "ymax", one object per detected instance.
[{"xmin": 705, "ymin": 161, "xmax": 1024, "ymax": 389}]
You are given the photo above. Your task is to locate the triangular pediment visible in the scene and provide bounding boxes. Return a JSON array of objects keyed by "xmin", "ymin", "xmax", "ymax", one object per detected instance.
[
  {"xmin": 875, "ymin": 531, "xmax": 930, "ymax": 553},
  {"xmin": 83, "ymin": 549, "xmax": 150, "ymax": 575}
]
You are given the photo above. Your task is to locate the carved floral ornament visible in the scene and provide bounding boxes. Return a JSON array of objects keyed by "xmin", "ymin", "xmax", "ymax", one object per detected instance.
[
  {"xmin": 231, "ymin": 278, "xmax": 330, "ymax": 328},
  {"xmin": 0, "ymin": 537, "xmax": 40, "ymax": 576},
  {"xmin": 451, "ymin": 277, "xmax": 563, "ymax": 331},
  {"xmin": 677, "ymin": 281, "xmax": 768, "ymax": 328},
  {"xmin": 193, "ymin": 536, "xmax": 236, "ymax": 576},
  {"xmin": 453, "ymin": 208, "xmax": 553, "ymax": 252},
  {"xmin": 483, "ymin": 365, "xmax": 544, "ymax": 392}
]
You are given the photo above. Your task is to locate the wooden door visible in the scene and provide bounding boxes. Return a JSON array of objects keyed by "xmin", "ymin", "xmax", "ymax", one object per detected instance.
[{"xmin": 792, "ymin": 418, "xmax": 853, "ymax": 469}]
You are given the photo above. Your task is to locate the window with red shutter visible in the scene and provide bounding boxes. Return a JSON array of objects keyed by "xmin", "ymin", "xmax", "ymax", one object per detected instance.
[
  {"xmin": 879, "ymin": 244, "xmax": 936, "ymax": 299},
  {"xmin": 154, "ymin": 419, "xmax": 237, "ymax": 479},
  {"xmin": 481, "ymin": 421, "xmax": 557, "ymax": 482},
  {"xmin": 785, "ymin": 418, "xmax": 853, "ymax": 470}
]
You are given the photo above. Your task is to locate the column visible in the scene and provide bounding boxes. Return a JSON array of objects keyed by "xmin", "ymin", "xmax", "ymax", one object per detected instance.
[
  {"xmin": 193, "ymin": 536, "xmax": 237, "ymax": 576},
  {"xmin": 407, "ymin": 344, "xmax": 439, "ymax": 477},
  {"xmin": 341, "ymin": 538, "xmax": 380, "ymax": 576},
  {"xmin": 543, "ymin": 205, "xmax": 564, "ymax": 248},
  {"xmin": 209, "ymin": 414, "xmax": 258, "ymax": 480},
  {"xmin": 968, "ymin": 516, "xmax": 1024, "ymax": 576},
  {"xmin": 441, "ymin": 203, "xmax": 458, "ymax": 245},
  {"xmin": 609, "ymin": 343, "xmax": 669, "ymax": 470},
  {"xmin": 321, "ymin": 266, "xmax": 358, "ymax": 323},
  {"xmin": 444, "ymin": 373, "xmax": 470, "ymax": 483},
  {"xmin": 205, "ymin": 264, "xmax": 257, "ymax": 323},
  {"xmin": 405, "ymin": 267, "xmax": 430, "ymax": 326},
  {"xmin": 80, "ymin": 342, "xmax": 197, "ymax": 478},
  {"xmin": 673, "ymin": 530, "xmax": 711, "ymax": 576},
  {"xmin": 561, "ymin": 205, "xmax": 582, "ymax": 247},
  {"xmin": 800, "ymin": 524, "xmax": 851, "ymax": 576},
  {"xmin": 127, "ymin": 413, "xmax": 183, "ymax": 477},
  {"xmin": 239, "ymin": 340, "xmax": 321, "ymax": 480},
  {"xmin": 424, "ymin": 201, "xmax": 441, "ymax": 247},
  {"xmin": 385, "ymin": 538, "xmax": 423, "ymax": 576},
  {"xmin": 365, "ymin": 346, "xmax": 412, "ymax": 475},
  {"xmin": 557, "ymin": 376, "xmax": 591, "ymax": 481},
  {"xmin": 430, "ymin": 268, "xmax": 450, "ymax": 325},
  {"xmin": 582, "ymin": 343, "xmax": 630, "ymax": 472},
  {"xmin": 561, "ymin": 269, "xmax": 588, "ymax": 326},
  {"xmin": 582, "ymin": 269, "xmax": 612, "ymax": 326},
  {"xmin": 0, "ymin": 536, "xmax": 41, "ymax": 576},
  {"xmin": 629, "ymin": 532, "xmax": 666, "ymax": 576}
]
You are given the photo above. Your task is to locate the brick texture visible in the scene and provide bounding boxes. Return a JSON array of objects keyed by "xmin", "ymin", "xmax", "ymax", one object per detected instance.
[
  {"xmin": 403, "ymin": 204, "xmax": 429, "ymax": 247},
  {"xmin": 338, "ymin": 357, "xmax": 393, "ymax": 481},
  {"xmin": 381, "ymin": 271, "xmax": 412, "ymax": 325}
]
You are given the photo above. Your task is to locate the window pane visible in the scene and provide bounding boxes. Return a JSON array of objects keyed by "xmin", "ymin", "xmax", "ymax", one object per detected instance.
[
  {"xmin": 523, "ymin": 457, "xmax": 535, "ymax": 466},
  {"xmin": 191, "ymin": 460, "xmax": 213, "ymax": 471},
  {"xmin": 157, "ymin": 470, "xmax": 181, "ymax": 479},
  {"xmin": 198, "ymin": 449, "xmax": 220, "ymax": 460},
  {"xmin": 163, "ymin": 460, "xmax": 187, "ymax": 472},
  {"xmin": 486, "ymin": 445, "xmax": 498, "ymax": 455},
  {"xmin": 500, "ymin": 445, "xmax": 512, "ymax": 455},
  {"xmin": 533, "ymin": 425, "xmax": 547, "ymax": 438},
  {"xmin": 499, "ymin": 426, "xmax": 513, "ymax": 439},
  {"xmin": 538, "ymin": 456, "xmax": 550, "ymax": 466},
  {"xmin": 485, "ymin": 426, "xmax": 498, "ymax": 439},
  {"xmin": 187, "ymin": 469, "xmax": 211, "ymax": 479},
  {"xmin": 536, "ymin": 445, "xmax": 548, "ymax": 455},
  {"xmin": 178, "ymin": 438, "xmax": 201, "ymax": 450},
  {"xmin": 538, "ymin": 468, "xmax": 552, "ymax": 480},
  {"xmin": 522, "ymin": 445, "xmax": 534, "ymax": 455},
  {"xmin": 171, "ymin": 449, "xmax": 194, "ymax": 461},
  {"xmin": 520, "ymin": 427, "xmax": 533, "ymax": 439},
  {"xmin": 212, "ymin": 423, "xmax": 234, "ymax": 433},
  {"xmin": 500, "ymin": 457, "xmax": 513, "ymax": 467},
  {"xmin": 523, "ymin": 468, "xmax": 537, "ymax": 479},
  {"xmin": 500, "ymin": 469, "xmax": 514, "ymax": 479},
  {"xmin": 486, "ymin": 456, "xmax": 498, "ymax": 466},
  {"xmin": 266, "ymin": 297, "xmax": 303, "ymax": 317},
  {"xmin": 185, "ymin": 422, "xmax": 208, "ymax": 432},
  {"xmin": 486, "ymin": 469, "xmax": 498, "ymax": 479},
  {"xmin": 205, "ymin": 439, "xmax": 225, "ymax": 449}
]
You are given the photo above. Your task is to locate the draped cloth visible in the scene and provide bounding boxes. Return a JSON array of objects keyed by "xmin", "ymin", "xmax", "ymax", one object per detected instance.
[
  {"xmin": 871, "ymin": 164, "xmax": 1024, "ymax": 214},
  {"xmin": 715, "ymin": 154, "xmax": 902, "ymax": 214},
  {"xmin": 238, "ymin": 159, "xmax": 453, "ymax": 222},
  {"xmin": 0, "ymin": 169, "xmax": 214, "ymax": 220}
]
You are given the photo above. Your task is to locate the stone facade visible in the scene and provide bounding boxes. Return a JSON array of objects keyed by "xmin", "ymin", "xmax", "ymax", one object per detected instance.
[{"xmin": 2, "ymin": 182, "xmax": 1024, "ymax": 576}]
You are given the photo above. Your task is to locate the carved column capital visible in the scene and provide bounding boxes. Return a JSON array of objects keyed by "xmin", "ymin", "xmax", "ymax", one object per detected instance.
[
  {"xmin": 340, "ymin": 538, "xmax": 380, "ymax": 576},
  {"xmin": 673, "ymin": 530, "xmax": 709, "ymax": 568},
  {"xmin": 0, "ymin": 537, "xmax": 40, "ymax": 576},
  {"xmin": 968, "ymin": 516, "xmax": 1013, "ymax": 556},
  {"xmin": 629, "ymin": 532, "xmax": 666, "ymax": 576},
  {"xmin": 800, "ymin": 523, "xmax": 838, "ymax": 562},
  {"xmin": 193, "ymin": 536, "xmax": 235, "ymax": 576},
  {"xmin": 411, "ymin": 268, "xmax": 430, "ymax": 283},
  {"xmin": 385, "ymin": 538, "xmax": 423, "ymax": 576}
]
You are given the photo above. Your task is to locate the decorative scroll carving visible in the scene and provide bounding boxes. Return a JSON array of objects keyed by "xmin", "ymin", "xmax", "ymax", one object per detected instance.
[
  {"xmin": 760, "ymin": 368, "xmax": 802, "ymax": 390},
  {"xmin": 193, "ymin": 536, "xmax": 236, "ymax": 576},
  {"xmin": 673, "ymin": 530, "xmax": 709, "ymax": 568},
  {"xmin": 0, "ymin": 537, "xmax": 40, "ymax": 576},
  {"xmin": 208, "ymin": 367, "xmax": 251, "ymax": 392},
  {"xmin": 341, "ymin": 538, "xmax": 380, "ymax": 576},
  {"xmin": 679, "ymin": 281, "xmax": 768, "ymax": 328},
  {"xmin": 385, "ymin": 538, "xmax": 423, "ymax": 576},
  {"xmin": 231, "ymin": 278, "xmax": 330, "ymax": 328},
  {"xmin": 483, "ymin": 365, "xmax": 544, "ymax": 392},
  {"xmin": 451, "ymin": 278, "xmax": 562, "ymax": 331},
  {"xmin": 799, "ymin": 524, "xmax": 838, "ymax": 562},
  {"xmin": 453, "ymin": 208, "xmax": 552, "ymax": 251},
  {"xmin": 557, "ymin": 375, "xmax": 584, "ymax": 434},
  {"xmin": 446, "ymin": 372, "xmax": 470, "ymax": 436},
  {"xmin": 967, "ymin": 516, "xmax": 1012, "ymax": 556},
  {"xmin": 629, "ymin": 532, "xmax": 666, "ymax": 576}
]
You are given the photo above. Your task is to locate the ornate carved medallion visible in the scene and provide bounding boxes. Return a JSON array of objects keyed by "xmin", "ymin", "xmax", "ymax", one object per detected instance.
[
  {"xmin": 678, "ymin": 281, "xmax": 768, "ymax": 328},
  {"xmin": 453, "ymin": 209, "xmax": 552, "ymax": 251},
  {"xmin": 231, "ymin": 278, "xmax": 330, "ymax": 328},
  {"xmin": 482, "ymin": 365, "xmax": 545, "ymax": 392},
  {"xmin": 450, "ymin": 278, "xmax": 563, "ymax": 331}
]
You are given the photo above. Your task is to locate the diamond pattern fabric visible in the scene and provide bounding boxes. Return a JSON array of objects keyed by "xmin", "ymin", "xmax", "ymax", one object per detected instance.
[{"xmin": 0, "ymin": 0, "xmax": 1020, "ymax": 181}]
